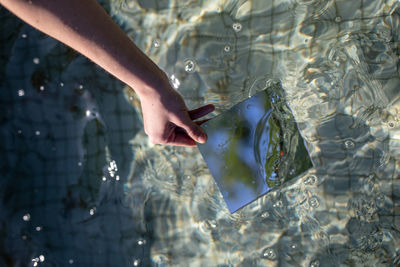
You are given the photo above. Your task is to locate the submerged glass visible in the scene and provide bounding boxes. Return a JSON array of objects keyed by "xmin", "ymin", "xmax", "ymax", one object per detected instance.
[{"xmin": 198, "ymin": 84, "xmax": 312, "ymax": 213}]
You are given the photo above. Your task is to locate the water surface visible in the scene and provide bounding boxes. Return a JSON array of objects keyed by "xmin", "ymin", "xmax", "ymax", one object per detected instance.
[{"xmin": 0, "ymin": 0, "xmax": 399, "ymax": 266}]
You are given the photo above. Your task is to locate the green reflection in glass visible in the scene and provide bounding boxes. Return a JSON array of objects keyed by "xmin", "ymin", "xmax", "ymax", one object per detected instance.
[{"xmin": 198, "ymin": 82, "xmax": 312, "ymax": 213}]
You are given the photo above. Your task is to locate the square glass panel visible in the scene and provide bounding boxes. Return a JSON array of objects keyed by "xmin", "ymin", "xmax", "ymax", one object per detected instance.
[{"xmin": 198, "ymin": 86, "xmax": 313, "ymax": 213}]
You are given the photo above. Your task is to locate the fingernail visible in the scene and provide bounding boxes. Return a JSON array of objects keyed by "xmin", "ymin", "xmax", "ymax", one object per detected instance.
[{"xmin": 199, "ymin": 134, "xmax": 207, "ymax": 143}]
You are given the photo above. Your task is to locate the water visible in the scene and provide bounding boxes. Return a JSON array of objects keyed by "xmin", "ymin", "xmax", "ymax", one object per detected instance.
[{"xmin": 0, "ymin": 0, "xmax": 400, "ymax": 266}]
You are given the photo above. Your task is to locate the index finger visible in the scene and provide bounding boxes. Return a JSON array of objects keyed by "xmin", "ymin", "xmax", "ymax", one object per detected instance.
[{"xmin": 188, "ymin": 104, "xmax": 215, "ymax": 120}]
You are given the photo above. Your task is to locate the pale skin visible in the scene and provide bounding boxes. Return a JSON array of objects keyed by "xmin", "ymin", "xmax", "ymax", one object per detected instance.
[{"xmin": 0, "ymin": 0, "xmax": 214, "ymax": 146}]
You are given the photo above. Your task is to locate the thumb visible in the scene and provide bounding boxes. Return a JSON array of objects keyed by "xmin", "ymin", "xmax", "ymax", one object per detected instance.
[{"xmin": 175, "ymin": 115, "xmax": 207, "ymax": 144}]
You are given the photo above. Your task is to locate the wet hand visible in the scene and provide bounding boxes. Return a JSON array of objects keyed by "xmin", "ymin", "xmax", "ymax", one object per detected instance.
[{"xmin": 139, "ymin": 81, "xmax": 214, "ymax": 147}]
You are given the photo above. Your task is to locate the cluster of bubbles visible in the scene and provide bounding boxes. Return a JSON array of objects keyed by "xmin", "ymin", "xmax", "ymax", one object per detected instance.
[
  {"xmin": 273, "ymin": 200, "xmax": 283, "ymax": 208},
  {"xmin": 309, "ymin": 196, "xmax": 320, "ymax": 208},
  {"xmin": 232, "ymin": 22, "xmax": 242, "ymax": 32},
  {"xmin": 137, "ymin": 239, "xmax": 146, "ymax": 246},
  {"xmin": 261, "ymin": 247, "xmax": 277, "ymax": 260},
  {"xmin": 103, "ymin": 160, "xmax": 119, "ymax": 181},
  {"xmin": 170, "ymin": 74, "xmax": 181, "ymax": 89},
  {"xmin": 31, "ymin": 255, "xmax": 45, "ymax": 266},
  {"xmin": 304, "ymin": 174, "xmax": 317, "ymax": 185}
]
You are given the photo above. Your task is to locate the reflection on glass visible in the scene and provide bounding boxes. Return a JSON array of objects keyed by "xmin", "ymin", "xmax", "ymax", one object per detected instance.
[{"xmin": 198, "ymin": 84, "xmax": 313, "ymax": 213}]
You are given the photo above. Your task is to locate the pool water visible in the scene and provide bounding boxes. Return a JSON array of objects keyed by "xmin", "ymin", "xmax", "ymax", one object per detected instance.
[{"xmin": 1, "ymin": 0, "xmax": 400, "ymax": 266}]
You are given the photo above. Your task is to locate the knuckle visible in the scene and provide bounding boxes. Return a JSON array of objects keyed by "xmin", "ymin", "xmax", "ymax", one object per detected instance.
[{"xmin": 149, "ymin": 134, "xmax": 167, "ymax": 145}]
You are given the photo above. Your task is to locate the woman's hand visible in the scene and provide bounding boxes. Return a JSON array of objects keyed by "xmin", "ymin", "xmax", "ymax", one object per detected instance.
[
  {"xmin": 139, "ymin": 77, "xmax": 214, "ymax": 147},
  {"xmin": 0, "ymin": 0, "xmax": 215, "ymax": 147}
]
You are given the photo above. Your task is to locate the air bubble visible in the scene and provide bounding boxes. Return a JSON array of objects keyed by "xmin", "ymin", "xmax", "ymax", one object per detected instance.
[
  {"xmin": 232, "ymin": 22, "xmax": 242, "ymax": 32},
  {"xmin": 153, "ymin": 39, "xmax": 160, "ymax": 48},
  {"xmin": 138, "ymin": 239, "xmax": 146, "ymax": 246},
  {"xmin": 77, "ymin": 162, "xmax": 82, "ymax": 166},
  {"xmin": 36, "ymin": 226, "xmax": 42, "ymax": 231},
  {"xmin": 60, "ymin": 82, "xmax": 64, "ymax": 87},
  {"xmin": 376, "ymin": 194, "xmax": 385, "ymax": 207},
  {"xmin": 334, "ymin": 16, "xmax": 342, "ymax": 23},
  {"xmin": 102, "ymin": 176, "xmax": 106, "ymax": 181},
  {"xmin": 69, "ymin": 259, "xmax": 74, "ymax": 264},
  {"xmin": 39, "ymin": 255, "xmax": 45, "ymax": 262},
  {"xmin": 261, "ymin": 248, "xmax": 276, "ymax": 260},
  {"xmin": 224, "ymin": 45, "xmax": 231, "ymax": 52},
  {"xmin": 89, "ymin": 208, "xmax": 96, "ymax": 215},
  {"xmin": 310, "ymin": 260, "xmax": 320, "ymax": 267},
  {"xmin": 309, "ymin": 196, "xmax": 319, "ymax": 208},
  {"xmin": 261, "ymin": 212, "xmax": 269, "ymax": 218},
  {"xmin": 184, "ymin": 59, "xmax": 197, "ymax": 73},
  {"xmin": 206, "ymin": 220, "xmax": 217, "ymax": 229},
  {"xmin": 344, "ymin": 140, "xmax": 355, "ymax": 150},
  {"xmin": 33, "ymin": 58, "xmax": 40, "ymax": 64},
  {"xmin": 23, "ymin": 213, "xmax": 31, "ymax": 221},
  {"xmin": 35, "ymin": 131, "xmax": 41, "ymax": 136},
  {"xmin": 133, "ymin": 259, "xmax": 141, "ymax": 266},
  {"xmin": 170, "ymin": 74, "xmax": 180, "ymax": 89},
  {"xmin": 18, "ymin": 89, "xmax": 25, "ymax": 96},
  {"xmin": 21, "ymin": 34, "xmax": 27, "ymax": 38},
  {"xmin": 273, "ymin": 200, "xmax": 283, "ymax": 208},
  {"xmin": 304, "ymin": 175, "xmax": 317, "ymax": 185}
]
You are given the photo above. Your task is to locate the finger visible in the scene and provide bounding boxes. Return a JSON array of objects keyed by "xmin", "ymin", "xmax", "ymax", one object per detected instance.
[
  {"xmin": 188, "ymin": 104, "xmax": 215, "ymax": 120},
  {"xmin": 167, "ymin": 131, "xmax": 197, "ymax": 147},
  {"xmin": 174, "ymin": 115, "xmax": 207, "ymax": 144},
  {"xmin": 195, "ymin": 118, "xmax": 211, "ymax": 125}
]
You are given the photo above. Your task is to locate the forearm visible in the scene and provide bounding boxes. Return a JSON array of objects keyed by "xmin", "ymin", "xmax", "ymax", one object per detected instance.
[{"xmin": 0, "ymin": 0, "xmax": 164, "ymax": 97}]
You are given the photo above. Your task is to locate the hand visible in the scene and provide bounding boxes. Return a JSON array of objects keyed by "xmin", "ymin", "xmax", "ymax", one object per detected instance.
[{"xmin": 139, "ymin": 78, "xmax": 215, "ymax": 147}]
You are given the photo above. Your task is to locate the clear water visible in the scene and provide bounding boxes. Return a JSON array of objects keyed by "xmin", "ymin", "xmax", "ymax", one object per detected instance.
[{"xmin": 1, "ymin": 0, "xmax": 399, "ymax": 266}]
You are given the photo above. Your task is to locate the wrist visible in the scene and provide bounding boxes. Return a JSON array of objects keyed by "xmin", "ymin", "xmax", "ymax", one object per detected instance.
[{"xmin": 133, "ymin": 74, "xmax": 171, "ymax": 101}]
